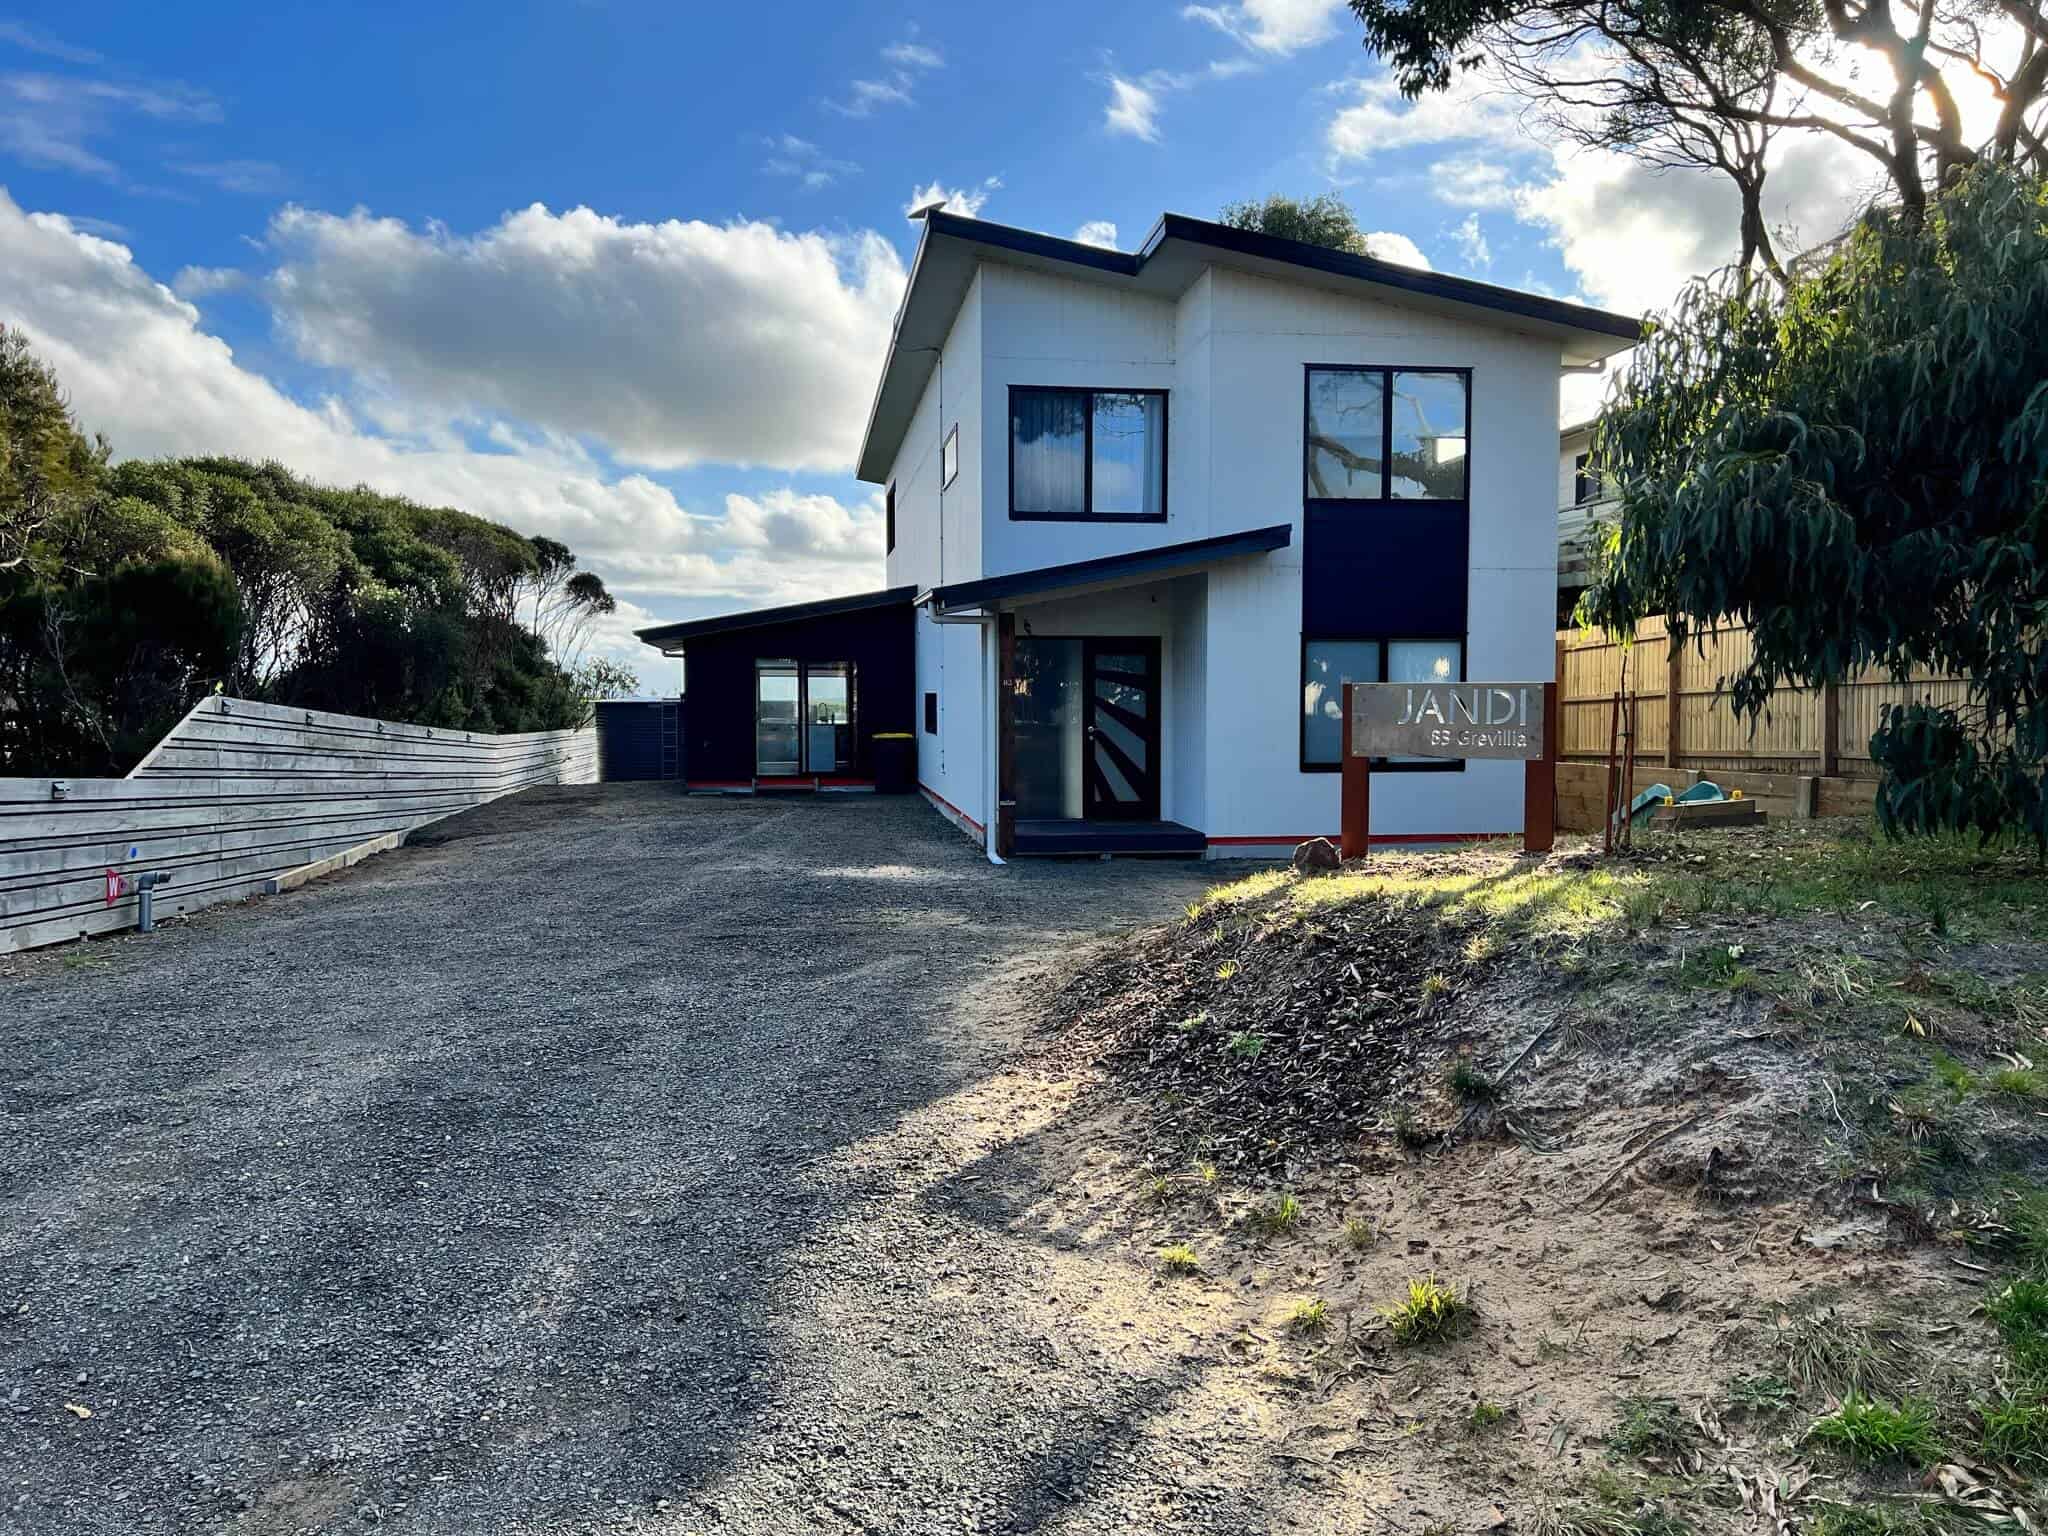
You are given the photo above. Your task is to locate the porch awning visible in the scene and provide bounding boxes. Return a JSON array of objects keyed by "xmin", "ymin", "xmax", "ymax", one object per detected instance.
[{"xmin": 917, "ymin": 524, "xmax": 1291, "ymax": 617}]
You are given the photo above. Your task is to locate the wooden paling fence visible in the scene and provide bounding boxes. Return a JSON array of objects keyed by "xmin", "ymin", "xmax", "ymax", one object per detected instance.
[
  {"xmin": 1552, "ymin": 620, "xmax": 1974, "ymax": 831},
  {"xmin": 1558, "ymin": 619, "xmax": 1974, "ymax": 777},
  {"xmin": 1, "ymin": 696, "xmax": 596, "ymax": 954}
]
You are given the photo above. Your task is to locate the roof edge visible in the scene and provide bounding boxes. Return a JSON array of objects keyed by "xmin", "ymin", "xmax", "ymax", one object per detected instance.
[
  {"xmin": 926, "ymin": 524, "xmax": 1292, "ymax": 614},
  {"xmin": 635, "ymin": 585, "xmax": 917, "ymax": 652}
]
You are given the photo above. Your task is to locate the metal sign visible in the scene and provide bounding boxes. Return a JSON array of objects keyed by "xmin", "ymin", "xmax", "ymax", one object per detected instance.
[{"xmin": 1348, "ymin": 681, "xmax": 1547, "ymax": 761}]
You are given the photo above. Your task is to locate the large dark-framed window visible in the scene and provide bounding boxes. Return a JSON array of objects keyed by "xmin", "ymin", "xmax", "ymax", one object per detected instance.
[
  {"xmin": 1300, "ymin": 636, "xmax": 1469, "ymax": 774},
  {"xmin": 1303, "ymin": 366, "xmax": 1470, "ymax": 503},
  {"xmin": 885, "ymin": 481, "xmax": 896, "ymax": 554},
  {"xmin": 1008, "ymin": 385, "xmax": 1168, "ymax": 522}
]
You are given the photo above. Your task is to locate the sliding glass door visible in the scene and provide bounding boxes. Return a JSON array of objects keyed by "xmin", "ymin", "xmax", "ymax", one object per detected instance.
[
  {"xmin": 755, "ymin": 662, "xmax": 801, "ymax": 776},
  {"xmin": 755, "ymin": 660, "xmax": 855, "ymax": 777}
]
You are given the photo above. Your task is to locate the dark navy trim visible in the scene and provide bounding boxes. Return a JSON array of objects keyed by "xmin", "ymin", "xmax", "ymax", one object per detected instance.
[
  {"xmin": 922, "ymin": 210, "xmax": 1143, "ymax": 276},
  {"xmin": 920, "ymin": 524, "xmax": 1290, "ymax": 613},
  {"xmin": 637, "ymin": 586, "xmax": 918, "ymax": 652},
  {"xmin": 1146, "ymin": 214, "xmax": 1641, "ymax": 339}
]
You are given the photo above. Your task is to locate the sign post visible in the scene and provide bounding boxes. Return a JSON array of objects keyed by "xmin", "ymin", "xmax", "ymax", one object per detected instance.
[
  {"xmin": 1341, "ymin": 679, "xmax": 1557, "ymax": 858},
  {"xmin": 1339, "ymin": 682, "xmax": 1371, "ymax": 860}
]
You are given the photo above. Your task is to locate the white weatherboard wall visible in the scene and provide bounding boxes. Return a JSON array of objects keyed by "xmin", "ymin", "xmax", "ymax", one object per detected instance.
[
  {"xmin": 890, "ymin": 272, "xmax": 987, "ymax": 830},
  {"xmin": 1, "ymin": 696, "xmax": 596, "ymax": 953},
  {"xmin": 1197, "ymin": 267, "xmax": 1560, "ymax": 843},
  {"xmin": 904, "ymin": 255, "xmax": 1566, "ymax": 851}
]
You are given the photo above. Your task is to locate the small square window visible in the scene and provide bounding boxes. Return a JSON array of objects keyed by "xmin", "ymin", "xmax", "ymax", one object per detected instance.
[
  {"xmin": 941, "ymin": 425, "xmax": 959, "ymax": 490},
  {"xmin": 923, "ymin": 691, "xmax": 939, "ymax": 735},
  {"xmin": 1299, "ymin": 637, "xmax": 1465, "ymax": 770},
  {"xmin": 1301, "ymin": 640, "xmax": 1381, "ymax": 768}
]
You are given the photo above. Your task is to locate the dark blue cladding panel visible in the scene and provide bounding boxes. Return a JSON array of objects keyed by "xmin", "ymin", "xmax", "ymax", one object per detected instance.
[{"xmin": 1302, "ymin": 504, "xmax": 1469, "ymax": 636}]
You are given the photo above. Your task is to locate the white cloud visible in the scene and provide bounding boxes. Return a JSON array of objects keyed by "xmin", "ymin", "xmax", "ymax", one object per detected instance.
[
  {"xmin": 1184, "ymin": 0, "xmax": 1344, "ymax": 55},
  {"xmin": 0, "ymin": 194, "xmax": 898, "ymax": 662},
  {"xmin": 167, "ymin": 157, "xmax": 286, "ymax": 195},
  {"xmin": 1515, "ymin": 137, "xmax": 1875, "ymax": 317},
  {"xmin": 1361, "ymin": 231, "xmax": 1430, "ymax": 269},
  {"xmin": 829, "ymin": 32, "xmax": 944, "ymax": 117},
  {"xmin": 261, "ymin": 201, "xmax": 905, "ymax": 474},
  {"xmin": 1104, "ymin": 76, "xmax": 1162, "ymax": 142},
  {"xmin": 0, "ymin": 70, "xmax": 220, "ymax": 180},
  {"xmin": 882, "ymin": 41, "xmax": 943, "ymax": 70},
  {"xmin": 172, "ymin": 264, "xmax": 248, "ymax": 297},
  {"xmin": 1326, "ymin": 71, "xmax": 1529, "ymax": 165},
  {"xmin": 0, "ymin": 21, "xmax": 102, "ymax": 64},
  {"xmin": 906, "ymin": 176, "xmax": 999, "ymax": 220},
  {"xmin": 760, "ymin": 133, "xmax": 858, "ymax": 190},
  {"xmin": 1428, "ymin": 155, "xmax": 1520, "ymax": 210},
  {"xmin": 1102, "ymin": 58, "xmax": 1257, "ymax": 145},
  {"xmin": 1072, "ymin": 220, "xmax": 1120, "ymax": 249},
  {"xmin": 1450, "ymin": 212, "xmax": 1490, "ymax": 269}
]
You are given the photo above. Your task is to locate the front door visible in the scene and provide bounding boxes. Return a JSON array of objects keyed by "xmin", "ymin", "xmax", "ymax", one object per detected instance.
[{"xmin": 1082, "ymin": 638, "xmax": 1161, "ymax": 821}]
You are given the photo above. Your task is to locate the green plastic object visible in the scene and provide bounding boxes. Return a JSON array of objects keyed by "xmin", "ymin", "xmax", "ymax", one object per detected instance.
[{"xmin": 1626, "ymin": 782, "xmax": 1675, "ymax": 827}]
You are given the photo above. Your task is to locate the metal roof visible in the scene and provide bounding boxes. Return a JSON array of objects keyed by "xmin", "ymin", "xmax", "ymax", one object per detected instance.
[
  {"xmin": 635, "ymin": 585, "xmax": 916, "ymax": 653},
  {"xmin": 856, "ymin": 209, "xmax": 1645, "ymax": 483}
]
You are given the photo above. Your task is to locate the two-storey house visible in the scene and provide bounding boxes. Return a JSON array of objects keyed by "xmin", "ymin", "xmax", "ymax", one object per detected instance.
[{"xmin": 639, "ymin": 210, "xmax": 1639, "ymax": 860}]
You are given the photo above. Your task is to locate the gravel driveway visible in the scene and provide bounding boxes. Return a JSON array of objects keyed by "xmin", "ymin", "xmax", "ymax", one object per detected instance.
[{"xmin": 1, "ymin": 789, "xmax": 1293, "ymax": 1536}]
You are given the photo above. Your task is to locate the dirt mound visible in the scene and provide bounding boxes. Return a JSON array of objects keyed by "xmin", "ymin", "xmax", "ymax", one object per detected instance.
[
  {"xmin": 1050, "ymin": 850, "xmax": 1501, "ymax": 1172},
  {"xmin": 1049, "ymin": 825, "xmax": 2048, "ymax": 1217},
  {"xmin": 1018, "ymin": 825, "xmax": 2048, "ymax": 1532}
]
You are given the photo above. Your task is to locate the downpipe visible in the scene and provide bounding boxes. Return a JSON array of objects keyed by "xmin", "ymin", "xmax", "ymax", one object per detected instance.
[
  {"xmin": 923, "ymin": 603, "xmax": 1006, "ymax": 866},
  {"xmin": 132, "ymin": 870, "xmax": 172, "ymax": 933}
]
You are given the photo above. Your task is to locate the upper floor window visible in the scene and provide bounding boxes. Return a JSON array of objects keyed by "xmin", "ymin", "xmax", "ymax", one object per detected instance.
[
  {"xmin": 942, "ymin": 425, "xmax": 959, "ymax": 490},
  {"xmin": 1305, "ymin": 367, "xmax": 1468, "ymax": 502},
  {"xmin": 1009, "ymin": 386, "xmax": 1167, "ymax": 522},
  {"xmin": 885, "ymin": 481, "xmax": 896, "ymax": 554},
  {"xmin": 1573, "ymin": 451, "xmax": 1599, "ymax": 506}
]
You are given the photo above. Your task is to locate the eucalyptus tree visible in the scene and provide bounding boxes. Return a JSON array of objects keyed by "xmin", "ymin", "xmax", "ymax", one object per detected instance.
[
  {"xmin": 1347, "ymin": 0, "xmax": 2048, "ymax": 236},
  {"xmin": 1581, "ymin": 165, "xmax": 2048, "ymax": 847}
]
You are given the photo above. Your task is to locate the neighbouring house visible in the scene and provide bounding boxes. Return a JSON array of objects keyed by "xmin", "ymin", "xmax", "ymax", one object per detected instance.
[
  {"xmin": 640, "ymin": 210, "xmax": 1639, "ymax": 858},
  {"xmin": 1557, "ymin": 418, "xmax": 1620, "ymax": 624}
]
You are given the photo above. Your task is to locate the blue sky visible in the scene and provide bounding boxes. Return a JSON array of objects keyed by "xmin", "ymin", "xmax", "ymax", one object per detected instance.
[{"xmin": 0, "ymin": 1, "xmax": 1815, "ymax": 680}]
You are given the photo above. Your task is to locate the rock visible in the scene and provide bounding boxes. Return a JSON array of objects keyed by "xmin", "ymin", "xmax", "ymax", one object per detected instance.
[{"xmin": 1291, "ymin": 838, "xmax": 1341, "ymax": 874}]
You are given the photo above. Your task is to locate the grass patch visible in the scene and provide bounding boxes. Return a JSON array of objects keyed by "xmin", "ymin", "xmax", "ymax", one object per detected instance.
[
  {"xmin": 1986, "ymin": 1066, "xmax": 2048, "ymax": 1102},
  {"xmin": 1468, "ymin": 1399, "xmax": 1506, "ymax": 1431},
  {"xmin": 1808, "ymin": 1503, "xmax": 1974, "ymax": 1536},
  {"xmin": 1246, "ymin": 1193, "xmax": 1303, "ymax": 1236},
  {"xmin": 1807, "ymin": 1395, "xmax": 1939, "ymax": 1465},
  {"xmin": 1676, "ymin": 943, "xmax": 1757, "ymax": 990},
  {"xmin": 1286, "ymin": 1297, "xmax": 1331, "ymax": 1335},
  {"xmin": 1341, "ymin": 1216, "xmax": 1376, "ymax": 1252},
  {"xmin": 1446, "ymin": 1059, "xmax": 1502, "ymax": 1104},
  {"xmin": 1377, "ymin": 1275, "xmax": 1468, "ymax": 1346},
  {"xmin": 1985, "ymin": 1277, "xmax": 2048, "ymax": 1374},
  {"xmin": 1777, "ymin": 1310, "xmax": 1921, "ymax": 1400},
  {"xmin": 1529, "ymin": 1499, "xmax": 1691, "ymax": 1536},
  {"xmin": 1725, "ymin": 1374, "xmax": 1798, "ymax": 1414},
  {"xmin": 1145, "ymin": 1174, "xmax": 1173, "ymax": 1204},
  {"xmin": 1606, "ymin": 1396, "xmax": 1692, "ymax": 1459},
  {"xmin": 1225, "ymin": 1029, "xmax": 1264, "ymax": 1059},
  {"xmin": 1159, "ymin": 1243, "xmax": 1201, "ymax": 1275},
  {"xmin": 1420, "ymin": 971, "xmax": 1451, "ymax": 1004},
  {"xmin": 1980, "ymin": 1390, "xmax": 2048, "ymax": 1468},
  {"xmin": 1392, "ymin": 1109, "xmax": 1435, "ymax": 1148},
  {"xmin": 1929, "ymin": 1051, "xmax": 1976, "ymax": 1097}
]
